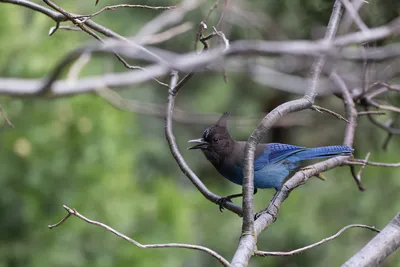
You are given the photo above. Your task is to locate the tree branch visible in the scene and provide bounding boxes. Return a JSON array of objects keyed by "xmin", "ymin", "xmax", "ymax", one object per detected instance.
[
  {"xmin": 95, "ymin": 86, "xmax": 307, "ymax": 127},
  {"xmin": 49, "ymin": 205, "xmax": 230, "ymax": 267},
  {"xmin": 230, "ymin": 2, "xmax": 344, "ymax": 266},
  {"xmin": 0, "ymin": 105, "xmax": 14, "ymax": 128},
  {"xmin": 255, "ymin": 224, "xmax": 379, "ymax": 257},
  {"xmin": 342, "ymin": 213, "xmax": 400, "ymax": 267},
  {"xmin": 73, "ymin": 4, "xmax": 176, "ymax": 24},
  {"xmin": 330, "ymin": 71, "xmax": 365, "ymax": 190},
  {"xmin": 165, "ymin": 71, "xmax": 243, "ymax": 216}
]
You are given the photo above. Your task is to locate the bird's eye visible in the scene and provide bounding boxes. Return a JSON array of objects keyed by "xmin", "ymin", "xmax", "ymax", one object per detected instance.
[{"xmin": 213, "ymin": 137, "xmax": 219, "ymax": 142}]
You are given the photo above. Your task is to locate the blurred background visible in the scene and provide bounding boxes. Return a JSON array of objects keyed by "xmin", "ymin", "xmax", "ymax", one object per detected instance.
[{"xmin": 0, "ymin": 0, "xmax": 399, "ymax": 266}]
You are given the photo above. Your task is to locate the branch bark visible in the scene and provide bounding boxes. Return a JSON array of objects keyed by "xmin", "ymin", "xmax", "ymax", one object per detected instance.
[
  {"xmin": 231, "ymin": 1, "xmax": 344, "ymax": 266},
  {"xmin": 342, "ymin": 213, "xmax": 400, "ymax": 267}
]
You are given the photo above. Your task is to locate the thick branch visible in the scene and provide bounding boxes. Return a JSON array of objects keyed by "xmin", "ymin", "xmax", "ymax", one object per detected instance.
[
  {"xmin": 342, "ymin": 213, "xmax": 400, "ymax": 267},
  {"xmin": 231, "ymin": 2, "xmax": 344, "ymax": 266}
]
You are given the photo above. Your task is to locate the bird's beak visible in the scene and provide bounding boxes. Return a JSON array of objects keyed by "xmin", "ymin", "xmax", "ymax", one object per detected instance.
[{"xmin": 187, "ymin": 138, "xmax": 209, "ymax": 150}]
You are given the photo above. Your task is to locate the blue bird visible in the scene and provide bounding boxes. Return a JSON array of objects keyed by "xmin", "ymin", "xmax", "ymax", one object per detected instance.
[{"xmin": 188, "ymin": 112, "xmax": 354, "ymax": 211}]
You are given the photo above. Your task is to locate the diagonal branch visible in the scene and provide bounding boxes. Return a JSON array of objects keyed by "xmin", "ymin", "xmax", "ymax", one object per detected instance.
[
  {"xmin": 73, "ymin": 4, "xmax": 176, "ymax": 24},
  {"xmin": 49, "ymin": 205, "xmax": 230, "ymax": 267},
  {"xmin": 231, "ymin": 2, "xmax": 344, "ymax": 266},
  {"xmin": 165, "ymin": 71, "xmax": 243, "ymax": 216},
  {"xmin": 0, "ymin": 105, "xmax": 14, "ymax": 128},
  {"xmin": 255, "ymin": 224, "xmax": 379, "ymax": 257}
]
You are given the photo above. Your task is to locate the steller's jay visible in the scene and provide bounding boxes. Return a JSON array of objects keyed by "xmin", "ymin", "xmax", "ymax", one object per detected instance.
[{"xmin": 188, "ymin": 112, "xmax": 354, "ymax": 211}]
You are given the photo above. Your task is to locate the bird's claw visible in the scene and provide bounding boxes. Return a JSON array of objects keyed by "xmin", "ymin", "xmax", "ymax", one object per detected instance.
[{"xmin": 216, "ymin": 196, "xmax": 232, "ymax": 212}]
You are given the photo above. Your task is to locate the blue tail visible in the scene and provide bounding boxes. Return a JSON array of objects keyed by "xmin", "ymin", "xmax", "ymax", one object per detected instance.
[{"xmin": 295, "ymin": 145, "xmax": 353, "ymax": 161}]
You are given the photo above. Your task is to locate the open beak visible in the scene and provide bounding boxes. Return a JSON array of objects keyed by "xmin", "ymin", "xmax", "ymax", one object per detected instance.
[{"xmin": 187, "ymin": 138, "xmax": 209, "ymax": 150}]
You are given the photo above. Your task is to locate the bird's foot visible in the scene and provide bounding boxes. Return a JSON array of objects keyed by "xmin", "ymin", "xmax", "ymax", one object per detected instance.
[{"xmin": 216, "ymin": 196, "xmax": 233, "ymax": 212}]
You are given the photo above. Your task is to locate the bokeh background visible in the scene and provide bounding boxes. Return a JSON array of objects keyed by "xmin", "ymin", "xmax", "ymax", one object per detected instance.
[{"xmin": 0, "ymin": 0, "xmax": 399, "ymax": 266}]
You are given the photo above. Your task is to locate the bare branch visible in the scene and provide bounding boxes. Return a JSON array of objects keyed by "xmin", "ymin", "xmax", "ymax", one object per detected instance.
[
  {"xmin": 231, "ymin": 2, "xmax": 344, "ymax": 266},
  {"xmin": 355, "ymin": 152, "xmax": 370, "ymax": 182},
  {"xmin": 346, "ymin": 159, "xmax": 400, "ymax": 167},
  {"xmin": 165, "ymin": 71, "xmax": 243, "ymax": 216},
  {"xmin": 49, "ymin": 25, "xmax": 81, "ymax": 33},
  {"xmin": 1, "ymin": 0, "xmax": 67, "ymax": 22},
  {"xmin": 49, "ymin": 205, "xmax": 230, "ymax": 267},
  {"xmin": 135, "ymin": 0, "xmax": 204, "ymax": 44},
  {"xmin": 66, "ymin": 52, "xmax": 92, "ymax": 82},
  {"xmin": 95, "ymin": 86, "xmax": 306, "ymax": 127},
  {"xmin": 0, "ymin": 105, "xmax": 15, "ymax": 128},
  {"xmin": 342, "ymin": 213, "xmax": 400, "ymax": 267},
  {"xmin": 255, "ymin": 224, "xmax": 379, "ymax": 257},
  {"xmin": 310, "ymin": 105, "xmax": 349, "ymax": 123},
  {"xmin": 340, "ymin": 0, "xmax": 369, "ymax": 32},
  {"xmin": 140, "ymin": 22, "xmax": 193, "ymax": 45},
  {"xmin": 380, "ymin": 82, "xmax": 400, "ymax": 92},
  {"xmin": 73, "ymin": 4, "xmax": 176, "ymax": 24},
  {"xmin": 339, "ymin": 0, "xmax": 367, "ymax": 33},
  {"xmin": 330, "ymin": 71, "xmax": 365, "ymax": 190},
  {"xmin": 358, "ymin": 111, "xmax": 386, "ymax": 116},
  {"xmin": 366, "ymin": 99, "xmax": 400, "ymax": 113}
]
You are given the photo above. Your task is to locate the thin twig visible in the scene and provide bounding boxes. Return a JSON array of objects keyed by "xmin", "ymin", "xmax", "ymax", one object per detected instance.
[
  {"xmin": 203, "ymin": 0, "xmax": 220, "ymax": 23},
  {"xmin": 311, "ymin": 105, "xmax": 349, "ymax": 123},
  {"xmin": 66, "ymin": 52, "xmax": 92, "ymax": 82},
  {"xmin": 356, "ymin": 152, "xmax": 370, "ymax": 183},
  {"xmin": 49, "ymin": 25, "xmax": 81, "ymax": 33},
  {"xmin": 42, "ymin": 0, "xmax": 168, "ymax": 90},
  {"xmin": 382, "ymin": 132, "xmax": 393, "ymax": 150},
  {"xmin": 379, "ymin": 82, "xmax": 400, "ymax": 92},
  {"xmin": 215, "ymin": 0, "xmax": 228, "ymax": 29},
  {"xmin": 0, "ymin": 105, "xmax": 15, "ymax": 128},
  {"xmin": 330, "ymin": 71, "xmax": 365, "ymax": 191},
  {"xmin": 366, "ymin": 99, "xmax": 400, "ymax": 113},
  {"xmin": 358, "ymin": 111, "xmax": 386, "ymax": 116},
  {"xmin": 255, "ymin": 224, "xmax": 379, "ymax": 256},
  {"xmin": 48, "ymin": 211, "xmax": 71, "ymax": 229},
  {"xmin": 48, "ymin": 205, "xmax": 230, "ymax": 266},
  {"xmin": 73, "ymin": 4, "xmax": 176, "ymax": 24},
  {"xmin": 138, "ymin": 22, "xmax": 193, "ymax": 45},
  {"xmin": 346, "ymin": 159, "xmax": 400, "ymax": 167}
]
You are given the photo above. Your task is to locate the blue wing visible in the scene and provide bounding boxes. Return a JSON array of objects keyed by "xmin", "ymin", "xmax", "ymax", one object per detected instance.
[{"xmin": 254, "ymin": 143, "xmax": 307, "ymax": 171}]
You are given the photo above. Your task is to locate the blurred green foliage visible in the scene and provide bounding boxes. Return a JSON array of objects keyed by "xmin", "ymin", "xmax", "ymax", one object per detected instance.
[{"xmin": 0, "ymin": 1, "xmax": 399, "ymax": 267}]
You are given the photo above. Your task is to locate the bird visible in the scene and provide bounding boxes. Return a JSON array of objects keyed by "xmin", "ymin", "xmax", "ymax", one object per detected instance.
[{"xmin": 188, "ymin": 112, "xmax": 354, "ymax": 211}]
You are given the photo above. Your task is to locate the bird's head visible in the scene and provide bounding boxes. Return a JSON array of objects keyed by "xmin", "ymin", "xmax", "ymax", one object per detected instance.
[{"xmin": 188, "ymin": 112, "xmax": 234, "ymax": 160}]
